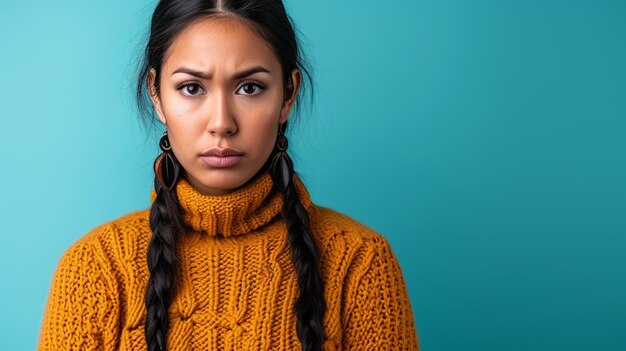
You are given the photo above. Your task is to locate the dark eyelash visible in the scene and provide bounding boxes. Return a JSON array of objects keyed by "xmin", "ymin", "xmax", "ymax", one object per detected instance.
[
  {"xmin": 240, "ymin": 80, "xmax": 267, "ymax": 91},
  {"xmin": 175, "ymin": 81, "xmax": 201, "ymax": 91}
]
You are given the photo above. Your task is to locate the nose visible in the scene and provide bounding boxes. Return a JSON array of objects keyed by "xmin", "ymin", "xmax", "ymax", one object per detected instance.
[{"xmin": 207, "ymin": 89, "xmax": 237, "ymax": 136}]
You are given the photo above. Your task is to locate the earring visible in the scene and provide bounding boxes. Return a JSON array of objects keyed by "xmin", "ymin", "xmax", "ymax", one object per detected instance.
[
  {"xmin": 269, "ymin": 121, "xmax": 294, "ymax": 192},
  {"xmin": 153, "ymin": 130, "xmax": 180, "ymax": 193}
]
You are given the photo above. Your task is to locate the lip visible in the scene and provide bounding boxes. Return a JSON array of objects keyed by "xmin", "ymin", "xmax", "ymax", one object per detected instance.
[
  {"xmin": 200, "ymin": 155, "xmax": 243, "ymax": 168},
  {"xmin": 199, "ymin": 148, "xmax": 245, "ymax": 168},
  {"xmin": 200, "ymin": 147, "xmax": 245, "ymax": 157}
]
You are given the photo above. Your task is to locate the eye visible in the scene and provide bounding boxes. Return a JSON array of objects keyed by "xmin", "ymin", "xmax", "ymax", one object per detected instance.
[
  {"xmin": 237, "ymin": 81, "xmax": 266, "ymax": 96},
  {"xmin": 176, "ymin": 81, "xmax": 205, "ymax": 97}
]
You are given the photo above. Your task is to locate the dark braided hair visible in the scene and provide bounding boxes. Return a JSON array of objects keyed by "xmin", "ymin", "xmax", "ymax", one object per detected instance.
[
  {"xmin": 132, "ymin": 1, "xmax": 325, "ymax": 350},
  {"xmin": 145, "ymin": 180, "xmax": 189, "ymax": 351},
  {"xmin": 279, "ymin": 146, "xmax": 327, "ymax": 350}
]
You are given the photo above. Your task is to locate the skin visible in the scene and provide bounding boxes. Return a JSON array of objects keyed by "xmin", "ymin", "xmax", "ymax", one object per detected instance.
[{"xmin": 147, "ymin": 15, "xmax": 301, "ymax": 195}]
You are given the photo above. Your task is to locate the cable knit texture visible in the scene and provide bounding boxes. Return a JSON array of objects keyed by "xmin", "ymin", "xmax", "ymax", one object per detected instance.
[{"xmin": 37, "ymin": 170, "xmax": 420, "ymax": 350}]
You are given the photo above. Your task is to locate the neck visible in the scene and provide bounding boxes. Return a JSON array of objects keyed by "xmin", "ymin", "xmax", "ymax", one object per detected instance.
[{"xmin": 149, "ymin": 169, "xmax": 316, "ymax": 237}]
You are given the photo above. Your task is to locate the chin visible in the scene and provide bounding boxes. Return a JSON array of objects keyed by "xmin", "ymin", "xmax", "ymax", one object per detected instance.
[{"xmin": 195, "ymin": 170, "xmax": 255, "ymax": 195}]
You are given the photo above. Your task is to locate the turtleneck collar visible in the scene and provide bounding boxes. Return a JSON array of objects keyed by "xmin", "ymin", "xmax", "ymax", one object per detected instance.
[{"xmin": 149, "ymin": 170, "xmax": 315, "ymax": 237}]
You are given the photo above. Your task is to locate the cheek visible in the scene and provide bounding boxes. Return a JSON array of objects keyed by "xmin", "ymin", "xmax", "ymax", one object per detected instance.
[
  {"xmin": 161, "ymin": 88, "xmax": 193, "ymax": 118},
  {"xmin": 236, "ymin": 99, "xmax": 281, "ymax": 144},
  {"xmin": 165, "ymin": 98, "xmax": 192, "ymax": 121},
  {"xmin": 174, "ymin": 103, "xmax": 186, "ymax": 115},
  {"xmin": 164, "ymin": 100, "xmax": 201, "ymax": 135},
  {"xmin": 246, "ymin": 117, "xmax": 277, "ymax": 149}
]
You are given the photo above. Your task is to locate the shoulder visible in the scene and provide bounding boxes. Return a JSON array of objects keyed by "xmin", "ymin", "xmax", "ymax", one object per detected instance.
[
  {"xmin": 71, "ymin": 208, "xmax": 150, "ymax": 246},
  {"xmin": 58, "ymin": 208, "xmax": 151, "ymax": 271},
  {"xmin": 308, "ymin": 204, "xmax": 396, "ymax": 272},
  {"xmin": 309, "ymin": 204, "xmax": 390, "ymax": 245}
]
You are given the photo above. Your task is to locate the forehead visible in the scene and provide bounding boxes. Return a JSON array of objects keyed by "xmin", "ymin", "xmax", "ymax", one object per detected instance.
[{"xmin": 163, "ymin": 16, "xmax": 279, "ymax": 75}]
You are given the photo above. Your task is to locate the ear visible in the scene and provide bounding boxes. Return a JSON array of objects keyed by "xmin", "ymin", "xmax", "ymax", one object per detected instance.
[
  {"xmin": 148, "ymin": 68, "xmax": 167, "ymax": 125},
  {"xmin": 279, "ymin": 68, "xmax": 301, "ymax": 124}
]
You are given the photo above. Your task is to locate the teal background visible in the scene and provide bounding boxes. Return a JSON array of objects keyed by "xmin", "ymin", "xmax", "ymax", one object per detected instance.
[{"xmin": 1, "ymin": 1, "xmax": 624, "ymax": 350}]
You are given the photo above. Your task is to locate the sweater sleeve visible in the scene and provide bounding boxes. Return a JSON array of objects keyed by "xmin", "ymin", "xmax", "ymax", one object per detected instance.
[
  {"xmin": 342, "ymin": 235, "xmax": 420, "ymax": 351},
  {"xmin": 37, "ymin": 232, "xmax": 121, "ymax": 351}
]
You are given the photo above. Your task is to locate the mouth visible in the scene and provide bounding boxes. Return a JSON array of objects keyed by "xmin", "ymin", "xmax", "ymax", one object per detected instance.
[{"xmin": 199, "ymin": 147, "xmax": 245, "ymax": 157}]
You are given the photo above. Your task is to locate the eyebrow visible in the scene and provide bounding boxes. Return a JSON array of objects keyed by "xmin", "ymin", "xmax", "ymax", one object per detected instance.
[{"xmin": 171, "ymin": 65, "xmax": 271, "ymax": 79}]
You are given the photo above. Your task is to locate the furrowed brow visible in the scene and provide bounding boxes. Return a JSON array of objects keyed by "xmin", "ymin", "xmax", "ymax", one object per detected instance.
[{"xmin": 171, "ymin": 65, "xmax": 271, "ymax": 79}]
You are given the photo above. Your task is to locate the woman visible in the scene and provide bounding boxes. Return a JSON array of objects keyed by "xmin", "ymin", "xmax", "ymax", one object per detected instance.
[{"xmin": 37, "ymin": 1, "xmax": 420, "ymax": 350}]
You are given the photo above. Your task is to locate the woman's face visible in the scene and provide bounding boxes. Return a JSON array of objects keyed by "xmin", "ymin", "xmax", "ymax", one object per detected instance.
[{"xmin": 148, "ymin": 16, "xmax": 301, "ymax": 195}]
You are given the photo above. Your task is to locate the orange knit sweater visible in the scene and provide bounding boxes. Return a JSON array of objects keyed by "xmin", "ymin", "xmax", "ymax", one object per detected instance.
[{"xmin": 37, "ymin": 170, "xmax": 419, "ymax": 350}]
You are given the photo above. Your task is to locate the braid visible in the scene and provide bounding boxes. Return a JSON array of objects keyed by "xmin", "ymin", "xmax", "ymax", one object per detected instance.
[
  {"xmin": 145, "ymin": 179, "xmax": 187, "ymax": 351},
  {"xmin": 281, "ymin": 171, "xmax": 327, "ymax": 351}
]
